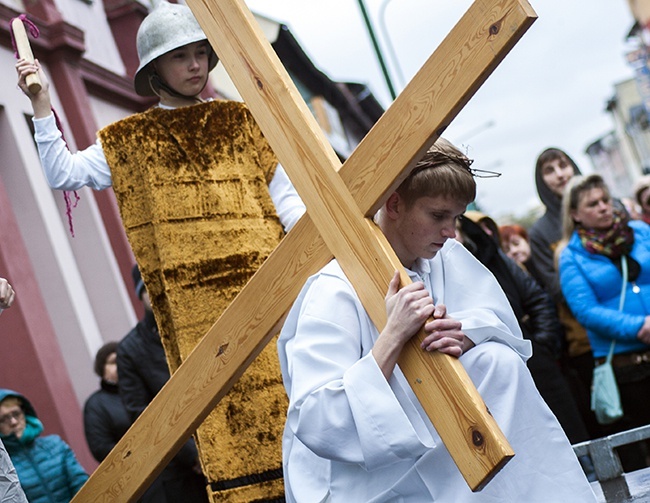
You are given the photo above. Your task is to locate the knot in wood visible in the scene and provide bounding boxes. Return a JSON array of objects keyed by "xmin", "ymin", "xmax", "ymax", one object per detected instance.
[
  {"xmin": 255, "ymin": 78, "xmax": 264, "ymax": 90},
  {"xmin": 471, "ymin": 429, "xmax": 484, "ymax": 447},
  {"xmin": 217, "ymin": 343, "xmax": 229, "ymax": 356},
  {"xmin": 489, "ymin": 21, "xmax": 501, "ymax": 36}
]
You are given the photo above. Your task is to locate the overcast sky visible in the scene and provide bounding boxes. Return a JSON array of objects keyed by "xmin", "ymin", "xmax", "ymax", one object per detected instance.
[{"xmin": 244, "ymin": 0, "xmax": 637, "ymax": 220}]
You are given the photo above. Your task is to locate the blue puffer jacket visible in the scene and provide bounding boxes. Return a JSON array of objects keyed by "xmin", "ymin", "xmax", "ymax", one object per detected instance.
[
  {"xmin": 559, "ymin": 220, "xmax": 650, "ymax": 358},
  {"xmin": 0, "ymin": 389, "xmax": 88, "ymax": 503}
]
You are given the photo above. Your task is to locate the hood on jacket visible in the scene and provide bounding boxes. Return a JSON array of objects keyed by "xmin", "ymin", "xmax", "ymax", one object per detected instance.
[
  {"xmin": 534, "ymin": 148, "xmax": 581, "ymax": 220},
  {"xmin": 459, "ymin": 215, "xmax": 522, "ymax": 311},
  {"xmin": 0, "ymin": 388, "xmax": 44, "ymax": 445},
  {"xmin": 459, "ymin": 214, "xmax": 499, "ymax": 265},
  {"xmin": 462, "ymin": 211, "xmax": 501, "ymax": 244},
  {"xmin": 0, "ymin": 389, "xmax": 37, "ymax": 420}
]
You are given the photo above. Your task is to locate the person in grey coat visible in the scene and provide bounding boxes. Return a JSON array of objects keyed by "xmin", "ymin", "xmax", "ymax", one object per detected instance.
[{"xmin": 0, "ymin": 278, "xmax": 28, "ymax": 503}]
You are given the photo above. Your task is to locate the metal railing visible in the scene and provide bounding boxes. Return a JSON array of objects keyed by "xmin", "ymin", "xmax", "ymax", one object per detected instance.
[{"xmin": 574, "ymin": 425, "xmax": 650, "ymax": 502}]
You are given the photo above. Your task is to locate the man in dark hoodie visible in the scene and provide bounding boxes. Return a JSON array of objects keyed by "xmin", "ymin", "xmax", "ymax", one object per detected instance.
[
  {"xmin": 529, "ymin": 148, "xmax": 581, "ymax": 300},
  {"xmin": 83, "ymin": 341, "xmax": 131, "ymax": 463},
  {"xmin": 528, "ymin": 148, "xmax": 602, "ymax": 439}
]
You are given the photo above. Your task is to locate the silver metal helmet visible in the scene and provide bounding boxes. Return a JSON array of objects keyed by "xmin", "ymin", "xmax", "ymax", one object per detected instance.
[{"xmin": 134, "ymin": 0, "xmax": 218, "ymax": 97}]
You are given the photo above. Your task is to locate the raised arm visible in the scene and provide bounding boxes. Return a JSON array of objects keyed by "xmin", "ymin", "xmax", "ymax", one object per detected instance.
[
  {"xmin": 16, "ymin": 59, "xmax": 113, "ymax": 191},
  {"xmin": 16, "ymin": 58, "xmax": 51, "ymax": 118}
]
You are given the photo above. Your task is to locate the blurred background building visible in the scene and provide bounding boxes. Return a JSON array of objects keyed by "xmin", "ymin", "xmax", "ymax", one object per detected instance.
[{"xmin": 586, "ymin": 0, "xmax": 650, "ymax": 202}]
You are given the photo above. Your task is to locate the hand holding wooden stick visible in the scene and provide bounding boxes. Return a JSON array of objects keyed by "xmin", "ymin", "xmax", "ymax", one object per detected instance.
[{"xmin": 11, "ymin": 17, "xmax": 42, "ymax": 94}]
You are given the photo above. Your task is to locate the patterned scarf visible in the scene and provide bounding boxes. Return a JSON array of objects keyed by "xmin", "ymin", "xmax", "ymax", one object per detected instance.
[{"xmin": 576, "ymin": 209, "xmax": 634, "ymax": 259}]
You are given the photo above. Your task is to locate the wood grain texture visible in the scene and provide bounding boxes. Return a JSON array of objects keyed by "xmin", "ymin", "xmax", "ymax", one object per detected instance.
[
  {"xmin": 11, "ymin": 19, "xmax": 41, "ymax": 94},
  {"xmin": 72, "ymin": 0, "xmax": 536, "ymax": 500},
  {"xmin": 187, "ymin": 0, "xmax": 535, "ymax": 490}
]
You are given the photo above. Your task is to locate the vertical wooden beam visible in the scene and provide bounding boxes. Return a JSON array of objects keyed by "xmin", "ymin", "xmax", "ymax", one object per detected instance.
[{"xmin": 188, "ymin": 0, "xmax": 536, "ymax": 489}]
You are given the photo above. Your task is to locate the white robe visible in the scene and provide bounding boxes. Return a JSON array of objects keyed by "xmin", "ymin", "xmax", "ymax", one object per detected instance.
[
  {"xmin": 278, "ymin": 239, "xmax": 596, "ymax": 502},
  {"xmin": 0, "ymin": 441, "xmax": 27, "ymax": 503}
]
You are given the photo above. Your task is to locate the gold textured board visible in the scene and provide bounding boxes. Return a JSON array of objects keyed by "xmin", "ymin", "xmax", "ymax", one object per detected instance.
[{"xmin": 98, "ymin": 101, "xmax": 288, "ymax": 501}]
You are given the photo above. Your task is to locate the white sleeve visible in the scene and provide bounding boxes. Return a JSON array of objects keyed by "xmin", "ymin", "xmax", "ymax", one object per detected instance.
[
  {"xmin": 33, "ymin": 114, "xmax": 112, "ymax": 191},
  {"xmin": 439, "ymin": 241, "xmax": 532, "ymax": 360},
  {"xmin": 268, "ymin": 163, "xmax": 306, "ymax": 232}
]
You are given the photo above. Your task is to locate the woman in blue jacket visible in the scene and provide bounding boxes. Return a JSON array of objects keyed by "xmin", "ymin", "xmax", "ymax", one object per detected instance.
[
  {"xmin": 558, "ymin": 174, "xmax": 650, "ymax": 471},
  {"xmin": 0, "ymin": 389, "xmax": 88, "ymax": 503}
]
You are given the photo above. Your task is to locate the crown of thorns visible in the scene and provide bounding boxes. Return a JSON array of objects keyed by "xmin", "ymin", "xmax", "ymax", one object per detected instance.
[{"xmin": 413, "ymin": 150, "xmax": 500, "ymax": 178}]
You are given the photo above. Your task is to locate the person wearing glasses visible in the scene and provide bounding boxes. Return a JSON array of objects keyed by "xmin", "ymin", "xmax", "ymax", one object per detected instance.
[{"xmin": 0, "ymin": 389, "xmax": 88, "ymax": 503}]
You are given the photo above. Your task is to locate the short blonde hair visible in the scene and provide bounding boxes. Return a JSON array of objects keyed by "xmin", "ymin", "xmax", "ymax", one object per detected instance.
[{"xmin": 396, "ymin": 138, "xmax": 476, "ymax": 208}]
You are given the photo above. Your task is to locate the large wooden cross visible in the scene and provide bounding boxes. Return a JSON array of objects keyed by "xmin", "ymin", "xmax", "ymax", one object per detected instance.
[{"xmin": 72, "ymin": 0, "xmax": 535, "ymax": 500}]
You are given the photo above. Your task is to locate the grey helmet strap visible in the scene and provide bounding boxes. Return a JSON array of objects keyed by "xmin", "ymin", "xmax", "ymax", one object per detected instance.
[{"xmin": 148, "ymin": 72, "xmax": 202, "ymax": 103}]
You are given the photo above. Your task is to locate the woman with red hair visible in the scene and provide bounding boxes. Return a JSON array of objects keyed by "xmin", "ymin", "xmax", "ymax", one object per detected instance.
[{"xmin": 500, "ymin": 225, "xmax": 534, "ymax": 269}]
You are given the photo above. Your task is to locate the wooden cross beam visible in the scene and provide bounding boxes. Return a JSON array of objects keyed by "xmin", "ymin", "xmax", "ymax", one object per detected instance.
[{"xmin": 72, "ymin": 1, "xmax": 535, "ymax": 500}]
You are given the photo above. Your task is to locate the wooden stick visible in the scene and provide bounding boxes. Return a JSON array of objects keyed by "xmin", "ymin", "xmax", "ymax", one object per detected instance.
[{"xmin": 11, "ymin": 18, "xmax": 42, "ymax": 94}]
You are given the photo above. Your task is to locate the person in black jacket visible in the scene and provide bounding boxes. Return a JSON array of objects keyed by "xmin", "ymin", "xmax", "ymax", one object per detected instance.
[
  {"xmin": 83, "ymin": 341, "xmax": 130, "ymax": 462},
  {"xmin": 117, "ymin": 265, "xmax": 209, "ymax": 502},
  {"xmin": 457, "ymin": 214, "xmax": 595, "ymax": 479}
]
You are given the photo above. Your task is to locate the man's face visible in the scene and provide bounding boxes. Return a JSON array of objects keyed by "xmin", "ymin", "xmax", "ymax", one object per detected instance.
[
  {"xmin": 0, "ymin": 401, "xmax": 26, "ymax": 439},
  {"xmin": 391, "ymin": 195, "xmax": 466, "ymax": 267},
  {"xmin": 541, "ymin": 156, "xmax": 575, "ymax": 197}
]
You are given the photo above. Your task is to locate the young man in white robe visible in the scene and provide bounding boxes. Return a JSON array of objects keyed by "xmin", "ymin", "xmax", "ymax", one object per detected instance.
[{"xmin": 277, "ymin": 138, "xmax": 596, "ymax": 502}]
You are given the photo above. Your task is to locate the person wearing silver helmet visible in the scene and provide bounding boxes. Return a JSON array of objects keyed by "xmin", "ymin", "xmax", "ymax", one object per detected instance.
[
  {"xmin": 133, "ymin": 0, "xmax": 219, "ymax": 102},
  {"xmin": 14, "ymin": 0, "xmax": 304, "ymax": 232},
  {"xmin": 16, "ymin": 1, "xmax": 305, "ymax": 501}
]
